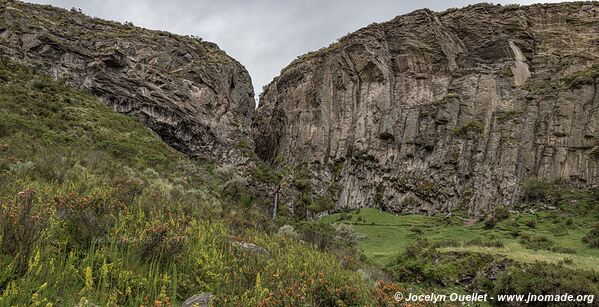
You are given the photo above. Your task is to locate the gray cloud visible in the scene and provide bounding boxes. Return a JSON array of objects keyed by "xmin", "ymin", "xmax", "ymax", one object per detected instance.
[{"xmin": 28, "ymin": 0, "xmax": 574, "ymax": 99}]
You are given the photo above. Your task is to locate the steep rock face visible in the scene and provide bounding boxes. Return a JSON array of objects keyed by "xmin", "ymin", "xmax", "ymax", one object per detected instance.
[
  {"xmin": 255, "ymin": 2, "xmax": 599, "ymax": 215},
  {"xmin": 0, "ymin": 0, "xmax": 254, "ymax": 159}
]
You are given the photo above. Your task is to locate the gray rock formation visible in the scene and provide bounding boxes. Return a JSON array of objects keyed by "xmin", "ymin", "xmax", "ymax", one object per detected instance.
[
  {"xmin": 0, "ymin": 0, "xmax": 254, "ymax": 159},
  {"xmin": 229, "ymin": 238, "xmax": 270, "ymax": 257},
  {"xmin": 254, "ymin": 2, "xmax": 599, "ymax": 215},
  {"xmin": 182, "ymin": 293, "xmax": 214, "ymax": 307}
]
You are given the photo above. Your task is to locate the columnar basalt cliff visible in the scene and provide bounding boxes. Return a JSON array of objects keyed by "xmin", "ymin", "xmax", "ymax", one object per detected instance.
[
  {"xmin": 0, "ymin": 0, "xmax": 255, "ymax": 158},
  {"xmin": 254, "ymin": 2, "xmax": 599, "ymax": 215}
]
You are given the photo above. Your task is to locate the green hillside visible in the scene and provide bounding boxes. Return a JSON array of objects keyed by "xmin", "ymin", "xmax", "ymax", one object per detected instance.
[{"xmin": 0, "ymin": 58, "xmax": 375, "ymax": 306}]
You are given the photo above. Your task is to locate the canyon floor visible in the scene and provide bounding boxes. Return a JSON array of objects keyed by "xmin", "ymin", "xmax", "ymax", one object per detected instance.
[{"xmin": 322, "ymin": 208, "xmax": 599, "ymax": 270}]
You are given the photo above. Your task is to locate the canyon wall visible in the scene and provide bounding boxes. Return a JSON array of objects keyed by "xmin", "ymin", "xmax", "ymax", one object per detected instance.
[{"xmin": 254, "ymin": 2, "xmax": 599, "ymax": 215}]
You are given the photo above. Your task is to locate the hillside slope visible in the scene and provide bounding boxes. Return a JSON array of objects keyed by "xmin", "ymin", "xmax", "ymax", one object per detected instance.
[
  {"xmin": 0, "ymin": 58, "xmax": 375, "ymax": 305},
  {"xmin": 0, "ymin": 0, "xmax": 255, "ymax": 159},
  {"xmin": 254, "ymin": 2, "xmax": 599, "ymax": 215}
]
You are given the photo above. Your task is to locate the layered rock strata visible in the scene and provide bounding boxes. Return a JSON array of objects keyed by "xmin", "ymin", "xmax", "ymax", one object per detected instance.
[{"xmin": 0, "ymin": 0, "xmax": 255, "ymax": 159}]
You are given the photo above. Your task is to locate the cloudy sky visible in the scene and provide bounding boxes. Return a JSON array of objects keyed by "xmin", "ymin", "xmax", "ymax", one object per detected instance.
[{"xmin": 29, "ymin": 0, "xmax": 574, "ymax": 99}]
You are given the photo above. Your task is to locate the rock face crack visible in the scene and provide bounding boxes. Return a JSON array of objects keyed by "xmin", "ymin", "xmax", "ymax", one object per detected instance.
[{"xmin": 254, "ymin": 2, "xmax": 599, "ymax": 215}]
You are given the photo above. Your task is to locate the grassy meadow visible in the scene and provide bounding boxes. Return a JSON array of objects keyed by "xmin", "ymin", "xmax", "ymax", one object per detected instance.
[
  {"xmin": 319, "ymin": 199, "xmax": 599, "ymax": 298},
  {"xmin": 320, "ymin": 208, "xmax": 599, "ymax": 269}
]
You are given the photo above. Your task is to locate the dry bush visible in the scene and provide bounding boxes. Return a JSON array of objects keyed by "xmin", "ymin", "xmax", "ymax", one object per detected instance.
[{"xmin": 0, "ymin": 189, "xmax": 49, "ymax": 272}]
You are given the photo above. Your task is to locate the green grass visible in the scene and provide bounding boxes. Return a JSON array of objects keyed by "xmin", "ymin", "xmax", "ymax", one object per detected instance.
[
  {"xmin": 320, "ymin": 209, "xmax": 444, "ymax": 265},
  {"xmin": 320, "ymin": 206, "xmax": 599, "ymax": 300},
  {"xmin": 320, "ymin": 208, "xmax": 599, "ymax": 269},
  {"xmin": 438, "ymin": 242, "xmax": 599, "ymax": 271}
]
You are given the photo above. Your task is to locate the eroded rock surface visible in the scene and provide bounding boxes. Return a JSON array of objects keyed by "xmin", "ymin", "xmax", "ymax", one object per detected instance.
[
  {"xmin": 254, "ymin": 2, "xmax": 599, "ymax": 215},
  {"xmin": 182, "ymin": 293, "xmax": 214, "ymax": 307},
  {"xmin": 0, "ymin": 0, "xmax": 254, "ymax": 159}
]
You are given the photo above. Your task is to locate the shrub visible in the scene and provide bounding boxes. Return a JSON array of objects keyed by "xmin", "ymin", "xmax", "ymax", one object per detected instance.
[
  {"xmin": 492, "ymin": 262, "xmax": 599, "ymax": 299},
  {"xmin": 390, "ymin": 239, "xmax": 498, "ymax": 287},
  {"xmin": 292, "ymin": 171, "xmax": 312, "ymax": 192},
  {"xmin": 373, "ymin": 281, "xmax": 406, "ymax": 307},
  {"xmin": 433, "ymin": 239, "xmax": 461, "ymax": 248},
  {"xmin": 33, "ymin": 151, "xmax": 73, "ymax": 183},
  {"xmin": 520, "ymin": 235, "xmax": 576, "ymax": 254},
  {"xmin": 453, "ymin": 120, "xmax": 484, "ymax": 137},
  {"xmin": 214, "ymin": 164, "xmax": 236, "ymax": 180},
  {"xmin": 522, "ymin": 179, "xmax": 555, "ymax": 202},
  {"xmin": 249, "ymin": 162, "xmax": 280, "ymax": 184},
  {"xmin": 484, "ymin": 215, "xmax": 498, "ymax": 229},
  {"xmin": 277, "ymin": 224, "xmax": 298, "ymax": 238},
  {"xmin": 221, "ymin": 174, "xmax": 253, "ymax": 206},
  {"xmin": 295, "ymin": 222, "xmax": 336, "ymax": 250},
  {"xmin": 227, "ymin": 207, "xmax": 273, "ymax": 234},
  {"xmin": 410, "ymin": 227, "xmax": 423, "ymax": 234},
  {"xmin": 293, "ymin": 191, "xmax": 312, "ymax": 219},
  {"xmin": 51, "ymin": 191, "xmax": 119, "ymax": 248},
  {"xmin": 8, "ymin": 161, "xmax": 36, "ymax": 177},
  {"xmin": 308, "ymin": 195, "xmax": 334, "ymax": 213},
  {"xmin": 0, "ymin": 189, "xmax": 49, "ymax": 273},
  {"xmin": 112, "ymin": 175, "xmax": 144, "ymax": 205},
  {"xmin": 334, "ymin": 223, "xmax": 359, "ymax": 249},
  {"xmin": 562, "ymin": 257, "xmax": 574, "ymax": 265},
  {"xmin": 520, "ymin": 235, "xmax": 550, "ymax": 249},
  {"xmin": 484, "ymin": 206, "xmax": 510, "ymax": 229},
  {"xmin": 583, "ymin": 224, "xmax": 599, "ymax": 248},
  {"xmin": 337, "ymin": 212, "xmax": 352, "ymax": 221},
  {"xmin": 465, "ymin": 238, "xmax": 504, "ymax": 248},
  {"xmin": 131, "ymin": 220, "xmax": 189, "ymax": 263},
  {"xmin": 493, "ymin": 206, "xmax": 510, "ymax": 221}
]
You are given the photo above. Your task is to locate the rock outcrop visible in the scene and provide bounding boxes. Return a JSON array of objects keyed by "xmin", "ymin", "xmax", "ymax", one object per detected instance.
[
  {"xmin": 254, "ymin": 2, "xmax": 599, "ymax": 215},
  {"xmin": 0, "ymin": 0, "xmax": 254, "ymax": 159},
  {"xmin": 182, "ymin": 293, "xmax": 214, "ymax": 307}
]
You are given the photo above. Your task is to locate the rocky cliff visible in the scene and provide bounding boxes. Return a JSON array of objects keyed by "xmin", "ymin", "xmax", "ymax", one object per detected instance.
[
  {"xmin": 0, "ymin": 0, "xmax": 254, "ymax": 159},
  {"xmin": 254, "ymin": 2, "xmax": 599, "ymax": 215}
]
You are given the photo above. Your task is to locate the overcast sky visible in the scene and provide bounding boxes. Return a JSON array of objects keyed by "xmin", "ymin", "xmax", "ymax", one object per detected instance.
[{"xmin": 29, "ymin": 0, "xmax": 574, "ymax": 99}]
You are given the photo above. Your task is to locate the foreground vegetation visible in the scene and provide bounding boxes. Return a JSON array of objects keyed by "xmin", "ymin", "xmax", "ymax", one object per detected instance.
[{"xmin": 0, "ymin": 58, "xmax": 376, "ymax": 306}]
